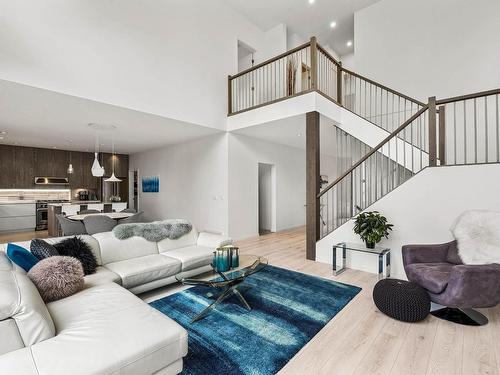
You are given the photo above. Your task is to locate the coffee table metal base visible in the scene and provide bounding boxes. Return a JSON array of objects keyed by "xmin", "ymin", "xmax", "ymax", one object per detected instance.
[{"xmin": 184, "ymin": 271, "xmax": 253, "ymax": 323}]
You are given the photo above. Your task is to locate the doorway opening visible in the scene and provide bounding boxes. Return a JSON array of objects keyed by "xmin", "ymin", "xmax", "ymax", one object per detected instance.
[
  {"xmin": 237, "ymin": 40, "xmax": 256, "ymax": 72},
  {"xmin": 258, "ymin": 163, "xmax": 276, "ymax": 236}
]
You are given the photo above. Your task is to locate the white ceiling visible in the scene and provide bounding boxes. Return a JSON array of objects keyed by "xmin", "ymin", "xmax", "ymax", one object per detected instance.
[
  {"xmin": 232, "ymin": 114, "xmax": 339, "ymax": 156},
  {"xmin": 223, "ymin": 0, "xmax": 381, "ymax": 55},
  {"xmin": 0, "ymin": 80, "xmax": 220, "ymax": 154}
]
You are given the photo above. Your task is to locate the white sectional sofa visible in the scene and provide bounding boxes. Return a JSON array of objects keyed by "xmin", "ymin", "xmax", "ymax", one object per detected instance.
[{"xmin": 0, "ymin": 227, "xmax": 230, "ymax": 375}]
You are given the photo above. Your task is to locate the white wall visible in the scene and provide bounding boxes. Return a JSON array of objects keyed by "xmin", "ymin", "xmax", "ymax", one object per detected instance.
[
  {"xmin": 129, "ymin": 133, "xmax": 229, "ymax": 235},
  {"xmin": 346, "ymin": 0, "xmax": 500, "ymax": 101},
  {"xmin": 0, "ymin": 0, "xmax": 286, "ymax": 130},
  {"xmin": 316, "ymin": 164, "xmax": 500, "ymax": 279},
  {"xmin": 228, "ymin": 133, "xmax": 306, "ymax": 239},
  {"xmin": 287, "ymin": 29, "xmax": 340, "ymax": 61}
]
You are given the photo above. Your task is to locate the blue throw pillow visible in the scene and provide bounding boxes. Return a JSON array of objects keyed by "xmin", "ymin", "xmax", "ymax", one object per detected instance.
[{"xmin": 7, "ymin": 243, "xmax": 39, "ymax": 272}]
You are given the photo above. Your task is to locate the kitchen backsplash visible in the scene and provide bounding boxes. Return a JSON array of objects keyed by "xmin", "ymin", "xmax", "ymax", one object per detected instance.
[{"xmin": 0, "ymin": 189, "xmax": 71, "ymax": 202}]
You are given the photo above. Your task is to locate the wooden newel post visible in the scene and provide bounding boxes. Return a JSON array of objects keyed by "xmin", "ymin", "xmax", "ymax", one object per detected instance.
[
  {"xmin": 438, "ymin": 105, "xmax": 446, "ymax": 165},
  {"xmin": 310, "ymin": 37, "xmax": 318, "ymax": 90},
  {"xmin": 227, "ymin": 75, "xmax": 232, "ymax": 115},
  {"xmin": 337, "ymin": 61, "xmax": 342, "ymax": 106},
  {"xmin": 306, "ymin": 111, "xmax": 320, "ymax": 261},
  {"xmin": 428, "ymin": 96, "xmax": 437, "ymax": 167}
]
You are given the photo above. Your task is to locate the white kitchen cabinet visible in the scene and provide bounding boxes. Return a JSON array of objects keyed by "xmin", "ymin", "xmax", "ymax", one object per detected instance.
[{"xmin": 0, "ymin": 203, "xmax": 36, "ymax": 232}]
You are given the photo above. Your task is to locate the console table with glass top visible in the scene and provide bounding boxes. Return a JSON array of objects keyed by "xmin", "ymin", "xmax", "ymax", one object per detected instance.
[{"xmin": 332, "ymin": 242, "xmax": 390, "ymax": 278}]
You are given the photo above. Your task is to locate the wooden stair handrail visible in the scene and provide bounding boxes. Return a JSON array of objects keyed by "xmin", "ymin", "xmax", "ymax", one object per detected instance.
[
  {"xmin": 317, "ymin": 105, "xmax": 429, "ymax": 199},
  {"xmin": 436, "ymin": 88, "xmax": 500, "ymax": 105},
  {"xmin": 229, "ymin": 41, "xmax": 311, "ymax": 80},
  {"xmin": 339, "ymin": 67, "xmax": 426, "ymax": 107}
]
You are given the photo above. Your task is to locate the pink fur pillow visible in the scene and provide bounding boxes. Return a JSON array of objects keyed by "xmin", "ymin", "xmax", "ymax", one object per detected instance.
[{"xmin": 28, "ymin": 256, "xmax": 84, "ymax": 302}]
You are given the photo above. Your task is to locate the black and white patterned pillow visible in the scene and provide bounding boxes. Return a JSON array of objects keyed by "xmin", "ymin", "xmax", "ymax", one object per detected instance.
[{"xmin": 30, "ymin": 239, "xmax": 59, "ymax": 260}]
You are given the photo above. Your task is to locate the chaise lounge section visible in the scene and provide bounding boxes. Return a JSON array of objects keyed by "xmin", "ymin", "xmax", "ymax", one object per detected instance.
[{"xmin": 0, "ymin": 225, "xmax": 231, "ymax": 374}]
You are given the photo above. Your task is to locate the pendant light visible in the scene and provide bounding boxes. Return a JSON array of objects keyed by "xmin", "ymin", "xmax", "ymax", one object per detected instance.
[
  {"xmin": 91, "ymin": 153, "xmax": 105, "ymax": 177},
  {"xmin": 67, "ymin": 140, "xmax": 74, "ymax": 174},
  {"xmin": 91, "ymin": 134, "xmax": 105, "ymax": 177},
  {"xmin": 105, "ymin": 142, "xmax": 122, "ymax": 183}
]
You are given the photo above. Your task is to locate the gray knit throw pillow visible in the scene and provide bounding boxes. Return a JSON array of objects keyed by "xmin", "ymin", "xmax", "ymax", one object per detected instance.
[{"xmin": 28, "ymin": 256, "xmax": 84, "ymax": 302}]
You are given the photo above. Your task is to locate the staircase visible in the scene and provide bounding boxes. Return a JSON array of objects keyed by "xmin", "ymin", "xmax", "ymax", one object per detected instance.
[{"xmin": 227, "ymin": 36, "xmax": 500, "ymax": 252}]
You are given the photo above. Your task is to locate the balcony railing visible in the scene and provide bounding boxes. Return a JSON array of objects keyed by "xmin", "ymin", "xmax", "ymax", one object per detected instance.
[{"xmin": 228, "ymin": 37, "xmax": 425, "ymax": 135}]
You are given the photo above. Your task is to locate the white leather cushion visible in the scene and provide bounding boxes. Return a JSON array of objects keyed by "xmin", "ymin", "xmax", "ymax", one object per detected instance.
[
  {"xmin": 197, "ymin": 232, "xmax": 233, "ymax": 249},
  {"xmin": 0, "ymin": 347, "xmax": 38, "ymax": 375},
  {"xmin": 157, "ymin": 227, "xmax": 199, "ymax": 253},
  {"xmin": 83, "ymin": 266, "xmax": 121, "ymax": 289},
  {"xmin": 0, "ymin": 319, "xmax": 24, "ymax": 356},
  {"xmin": 104, "ymin": 254, "xmax": 181, "ymax": 289},
  {"xmin": 162, "ymin": 245, "xmax": 214, "ymax": 272},
  {"xmin": 93, "ymin": 232, "xmax": 159, "ymax": 264},
  {"xmin": 30, "ymin": 283, "xmax": 188, "ymax": 375},
  {"xmin": 0, "ymin": 254, "xmax": 55, "ymax": 346}
]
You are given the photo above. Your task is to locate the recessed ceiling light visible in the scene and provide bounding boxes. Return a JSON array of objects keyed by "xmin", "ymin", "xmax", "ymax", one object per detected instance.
[
  {"xmin": 0, "ymin": 136, "xmax": 4, "ymax": 140},
  {"xmin": 297, "ymin": 133, "xmax": 303, "ymax": 137},
  {"xmin": 308, "ymin": 0, "xmax": 315, "ymax": 4},
  {"xmin": 346, "ymin": 40, "xmax": 353, "ymax": 47},
  {"xmin": 330, "ymin": 21, "xmax": 337, "ymax": 28},
  {"xmin": 0, "ymin": 131, "xmax": 6, "ymax": 135},
  {"xmin": 52, "ymin": 146, "xmax": 57, "ymax": 149}
]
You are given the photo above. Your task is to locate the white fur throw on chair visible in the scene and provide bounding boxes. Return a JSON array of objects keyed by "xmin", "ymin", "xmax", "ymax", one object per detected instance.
[{"xmin": 451, "ymin": 210, "xmax": 500, "ymax": 265}]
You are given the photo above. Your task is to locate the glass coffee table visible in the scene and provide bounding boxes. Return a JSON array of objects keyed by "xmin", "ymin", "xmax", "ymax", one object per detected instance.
[{"xmin": 176, "ymin": 254, "xmax": 268, "ymax": 322}]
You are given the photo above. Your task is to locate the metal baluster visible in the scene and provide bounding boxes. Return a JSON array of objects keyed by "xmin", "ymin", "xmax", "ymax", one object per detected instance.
[
  {"xmin": 420, "ymin": 114, "xmax": 423, "ymax": 170},
  {"xmin": 464, "ymin": 100, "xmax": 467, "ymax": 164},
  {"xmin": 403, "ymin": 123, "xmax": 407, "ymax": 181},
  {"xmin": 370, "ymin": 84, "xmax": 373, "ymax": 121},
  {"xmin": 364, "ymin": 81, "xmax": 367, "ymax": 119},
  {"xmin": 453, "ymin": 102, "xmax": 457, "ymax": 164},
  {"xmin": 474, "ymin": 98, "xmax": 478, "ymax": 163},
  {"xmin": 496, "ymin": 95, "xmax": 499, "ymax": 162},
  {"xmin": 485, "ymin": 97, "xmax": 489, "ymax": 163}
]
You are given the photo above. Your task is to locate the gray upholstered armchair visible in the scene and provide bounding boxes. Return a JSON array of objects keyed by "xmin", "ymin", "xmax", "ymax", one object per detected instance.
[{"xmin": 402, "ymin": 240, "xmax": 500, "ymax": 326}]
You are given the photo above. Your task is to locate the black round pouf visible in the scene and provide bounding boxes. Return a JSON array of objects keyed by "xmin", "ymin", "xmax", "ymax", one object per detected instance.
[{"xmin": 373, "ymin": 279, "xmax": 430, "ymax": 322}]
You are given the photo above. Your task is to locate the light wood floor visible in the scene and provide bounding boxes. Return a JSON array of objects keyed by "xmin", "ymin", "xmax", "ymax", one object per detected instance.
[
  {"xmin": 145, "ymin": 226, "xmax": 500, "ymax": 375},
  {"xmin": 0, "ymin": 230, "xmax": 48, "ymax": 243},
  {"xmin": 4, "ymin": 228, "xmax": 500, "ymax": 374}
]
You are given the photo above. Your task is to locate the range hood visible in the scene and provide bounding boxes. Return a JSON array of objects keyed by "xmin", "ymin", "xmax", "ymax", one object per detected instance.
[{"xmin": 34, "ymin": 177, "xmax": 70, "ymax": 185}]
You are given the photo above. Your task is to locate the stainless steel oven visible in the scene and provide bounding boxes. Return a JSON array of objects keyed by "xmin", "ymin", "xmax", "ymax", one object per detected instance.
[{"xmin": 36, "ymin": 201, "xmax": 48, "ymax": 231}]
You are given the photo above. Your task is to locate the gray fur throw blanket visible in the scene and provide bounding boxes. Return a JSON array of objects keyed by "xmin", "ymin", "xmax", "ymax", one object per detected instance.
[{"xmin": 113, "ymin": 219, "xmax": 193, "ymax": 242}]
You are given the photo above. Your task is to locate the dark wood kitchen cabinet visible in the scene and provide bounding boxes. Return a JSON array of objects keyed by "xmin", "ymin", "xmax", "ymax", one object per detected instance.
[
  {"xmin": 0, "ymin": 145, "xmax": 127, "ymax": 197},
  {"xmin": 34, "ymin": 148, "xmax": 69, "ymax": 177},
  {"xmin": 100, "ymin": 153, "xmax": 129, "ymax": 178},
  {"xmin": 0, "ymin": 145, "xmax": 35, "ymax": 188}
]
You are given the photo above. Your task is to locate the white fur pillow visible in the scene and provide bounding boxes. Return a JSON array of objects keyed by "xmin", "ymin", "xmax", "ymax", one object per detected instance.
[{"xmin": 451, "ymin": 210, "xmax": 500, "ymax": 265}]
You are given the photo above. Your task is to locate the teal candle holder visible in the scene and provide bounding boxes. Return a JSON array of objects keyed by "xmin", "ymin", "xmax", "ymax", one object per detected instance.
[
  {"xmin": 214, "ymin": 248, "xmax": 230, "ymax": 272},
  {"xmin": 230, "ymin": 247, "xmax": 239, "ymax": 268}
]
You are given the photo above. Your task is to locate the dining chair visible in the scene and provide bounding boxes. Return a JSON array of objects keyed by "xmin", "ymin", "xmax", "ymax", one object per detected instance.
[
  {"xmin": 118, "ymin": 211, "xmax": 144, "ymax": 224},
  {"xmin": 78, "ymin": 209, "xmax": 101, "ymax": 215},
  {"xmin": 83, "ymin": 215, "xmax": 117, "ymax": 235},
  {"xmin": 56, "ymin": 214, "xmax": 87, "ymax": 236}
]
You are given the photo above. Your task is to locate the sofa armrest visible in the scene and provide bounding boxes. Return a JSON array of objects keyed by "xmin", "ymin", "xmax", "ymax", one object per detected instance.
[
  {"xmin": 197, "ymin": 232, "xmax": 233, "ymax": 249},
  {"xmin": 445, "ymin": 264, "xmax": 500, "ymax": 308},
  {"xmin": 402, "ymin": 242, "xmax": 452, "ymax": 266}
]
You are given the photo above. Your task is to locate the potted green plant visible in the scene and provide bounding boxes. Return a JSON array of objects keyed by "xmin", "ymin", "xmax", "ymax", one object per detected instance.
[{"xmin": 353, "ymin": 211, "xmax": 393, "ymax": 249}]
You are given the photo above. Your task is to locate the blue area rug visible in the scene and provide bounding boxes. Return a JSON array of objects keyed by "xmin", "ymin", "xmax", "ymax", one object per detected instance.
[{"xmin": 150, "ymin": 265, "xmax": 361, "ymax": 375}]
